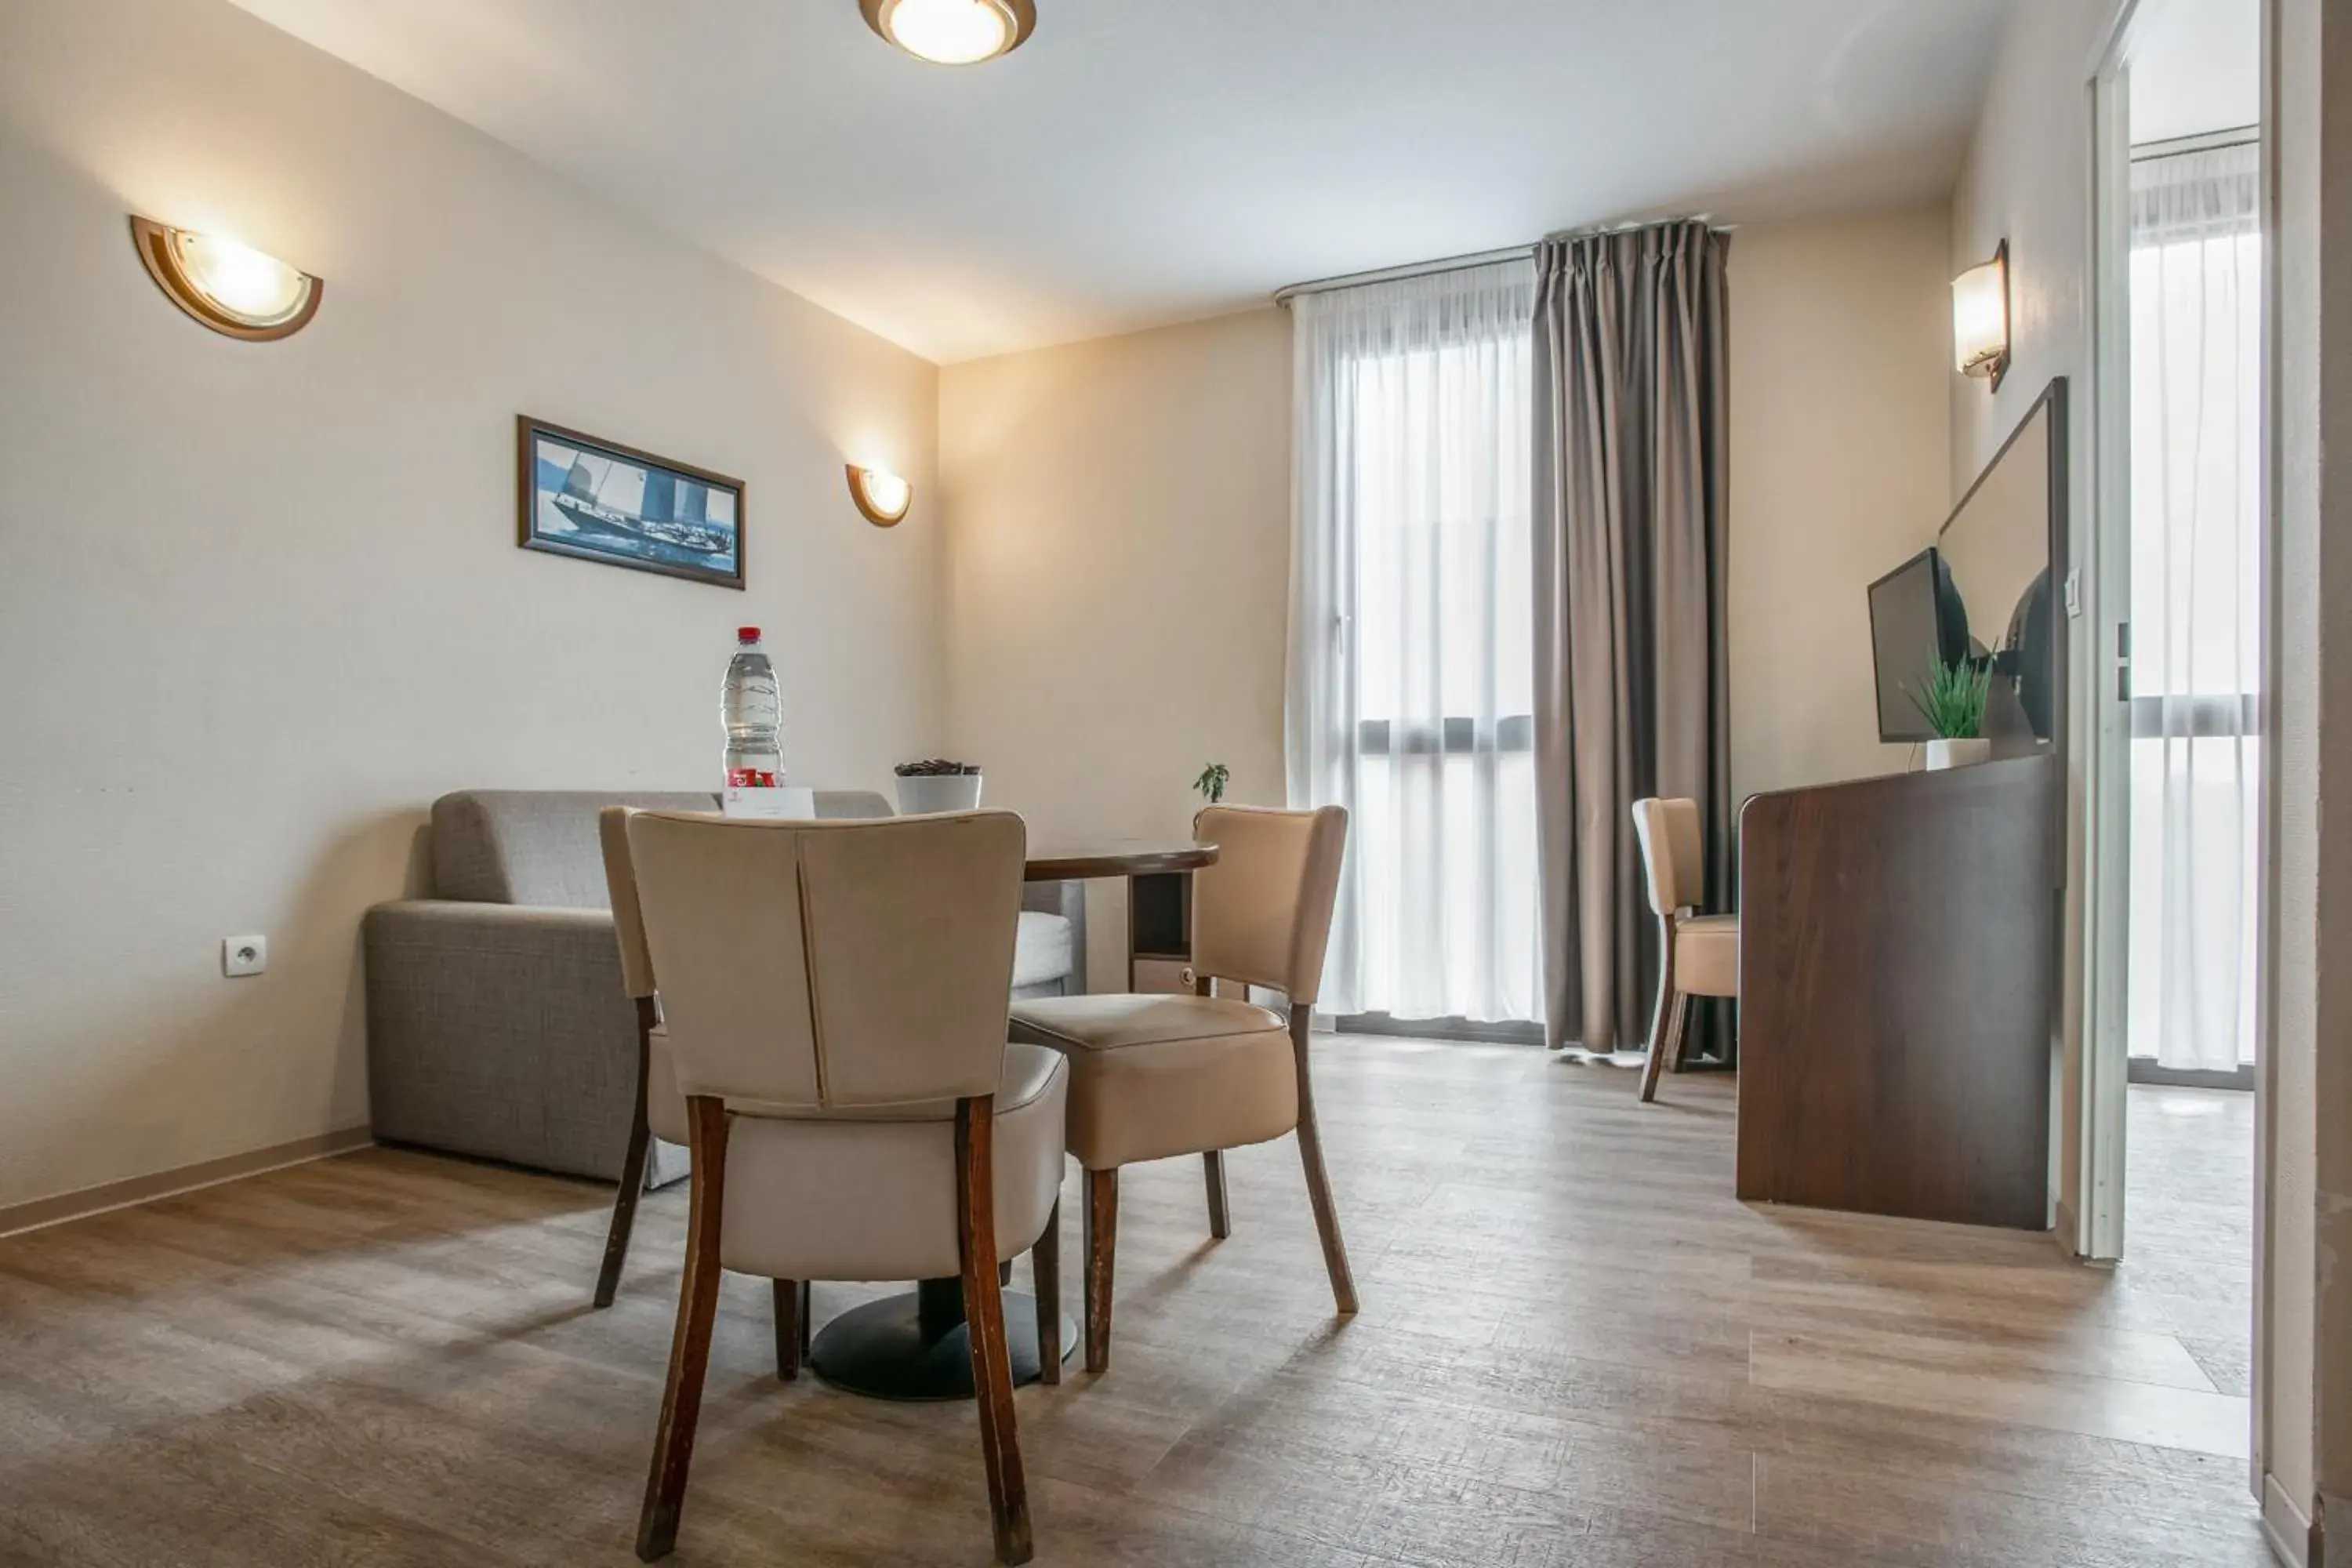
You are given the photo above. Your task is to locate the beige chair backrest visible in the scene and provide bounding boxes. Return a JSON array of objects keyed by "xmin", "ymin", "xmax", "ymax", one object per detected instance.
[
  {"xmin": 1189, "ymin": 804, "xmax": 1348, "ymax": 1006},
  {"xmin": 617, "ymin": 809, "xmax": 1026, "ymax": 1112},
  {"xmin": 600, "ymin": 806, "xmax": 657, "ymax": 1001},
  {"xmin": 601, "ymin": 790, "xmax": 899, "ymax": 1001},
  {"xmin": 1630, "ymin": 797, "xmax": 1705, "ymax": 916}
]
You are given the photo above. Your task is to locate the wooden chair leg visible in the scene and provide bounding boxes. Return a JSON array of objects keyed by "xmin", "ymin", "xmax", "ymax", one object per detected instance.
[
  {"xmin": 1191, "ymin": 975, "xmax": 1234, "ymax": 1244},
  {"xmin": 1288, "ymin": 1006, "xmax": 1357, "ymax": 1316},
  {"xmin": 1083, "ymin": 1168, "xmax": 1118, "ymax": 1374},
  {"xmin": 595, "ymin": 1000, "xmax": 659, "ymax": 1309},
  {"xmin": 797, "ymin": 1279, "xmax": 813, "ymax": 1363},
  {"xmin": 1642, "ymin": 988, "xmax": 1690, "ymax": 1103},
  {"xmin": 636, "ymin": 1095, "xmax": 728, "ymax": 1563},
  {"xmin": 956, "ymin": 1096, "xmax": 1033, "ymax": 1566},
  {"xmin": 1033, "ymin": 1196, "xmax": 1062, "ymax": 1385},
  {"xmin": 771, "ymin": 1279, "xmax": 800, "ymax": 1383},
  {"xmin": 1639, "ymin": 913, "xmax": 1681, "ymax": 1104}
]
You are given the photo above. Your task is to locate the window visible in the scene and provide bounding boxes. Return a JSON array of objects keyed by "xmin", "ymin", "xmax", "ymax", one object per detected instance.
[
  {"xmin": 1287, "ymin": 260, "xmax": 1541, "ymax": 1024},
  {"xmin": 2125, "ymin": 141, "xmax": 2262, "ymax": 1073}
]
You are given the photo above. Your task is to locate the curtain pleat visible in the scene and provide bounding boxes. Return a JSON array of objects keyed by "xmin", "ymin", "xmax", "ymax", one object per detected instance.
[{"xmin": 1530, "ymin": 223, "xmax": 1732, "ymax": 1055}]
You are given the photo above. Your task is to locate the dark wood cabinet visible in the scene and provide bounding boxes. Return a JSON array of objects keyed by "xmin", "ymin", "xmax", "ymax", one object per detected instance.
[{"xmin": 1736, "ymin": 755, "xmax": 2059, "ymax": 1231}]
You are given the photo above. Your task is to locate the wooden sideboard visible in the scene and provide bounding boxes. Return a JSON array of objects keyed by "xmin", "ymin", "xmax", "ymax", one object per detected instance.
[{"xmin": 1735, "ymin": 754, "xmax": 2060, "ymax": 1231}]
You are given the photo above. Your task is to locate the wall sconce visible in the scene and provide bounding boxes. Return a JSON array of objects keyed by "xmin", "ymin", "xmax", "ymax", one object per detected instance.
[
  {"xmin": 131, "ymin": 217, "xmax": 321, "ymax": 341},
  {"xmin": 846, "ymin": 465, "xmax": 912, "ymax": 528},
  {"xmin": 1952, "ymin": 240, "xmax": 2010, "ymax": 391}
]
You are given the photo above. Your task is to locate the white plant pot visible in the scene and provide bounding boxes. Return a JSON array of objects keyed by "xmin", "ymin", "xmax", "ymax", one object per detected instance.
[
  {"xmin": 895, "ymin": 773, "xmax": 983, "ymax": 815},
  {"xmin": 1924, "ymin": 738, "xmax": 1992, "ymax": 771}
]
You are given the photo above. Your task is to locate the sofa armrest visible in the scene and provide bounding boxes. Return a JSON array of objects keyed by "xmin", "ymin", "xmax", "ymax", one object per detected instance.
[
  {"xmin": 361, "ymin": 900, "xmax": 656, "ymax": 1180},
  {"xmin": 1019, "ymin": 879, "xmax": 1088, "ymax": 994}
]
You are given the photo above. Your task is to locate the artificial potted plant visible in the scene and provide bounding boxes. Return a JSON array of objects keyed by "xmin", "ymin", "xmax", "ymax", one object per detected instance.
[
  {"xmin": 1913, "ymin": 659, "xmax": 1994, "ymax": 770},
  {"xmin": 895, "ymin": 757, "xmax": 984, "ymax": 814},
  {"xmin": 1193, "ymin": 762, "xmax": 1230, "ymax": 805}
]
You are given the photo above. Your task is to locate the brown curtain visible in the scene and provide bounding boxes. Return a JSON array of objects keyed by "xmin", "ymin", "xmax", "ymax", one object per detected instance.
[{"xmin": 1531, "ymin": 222, "xmax": 1733, "ymax": 1055}]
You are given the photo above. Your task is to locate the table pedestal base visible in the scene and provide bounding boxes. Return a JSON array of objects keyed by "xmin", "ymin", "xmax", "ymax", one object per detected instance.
[{"xmin": 808, "ymin": 1279, "xmax": 1076, "ymax": 1402}]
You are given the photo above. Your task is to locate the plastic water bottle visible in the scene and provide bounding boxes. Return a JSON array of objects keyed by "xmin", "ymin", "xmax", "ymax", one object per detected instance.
[{"xmin": 721, "ymin": 626, "xmax": 783, "ymax": 792}]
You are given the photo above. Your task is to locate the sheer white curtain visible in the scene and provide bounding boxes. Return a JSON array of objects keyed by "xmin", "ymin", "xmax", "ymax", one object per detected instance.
[
  {"xmin": 1286, "ymin": 260, "xmax": 1541, "ymax": 1024},
  {"xmin": 2125, "ymin": 142, "xmax": 2262, "ymax": 1073}
]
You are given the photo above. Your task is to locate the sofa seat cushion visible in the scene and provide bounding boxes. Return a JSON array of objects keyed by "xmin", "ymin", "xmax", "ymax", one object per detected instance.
[
  {"xmin": 1008, "ymin": 994, "xmax": 1298, "ymax": 1171},
  {"xmin": 1011, "ymin": 909, "xmax": 1075, "ymax": 990}
]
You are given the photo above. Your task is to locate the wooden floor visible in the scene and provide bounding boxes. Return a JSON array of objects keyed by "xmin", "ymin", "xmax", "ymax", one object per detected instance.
[{"xmin": 0, "ymin": 1040, "xmax": 2267, "ymax": 1567}]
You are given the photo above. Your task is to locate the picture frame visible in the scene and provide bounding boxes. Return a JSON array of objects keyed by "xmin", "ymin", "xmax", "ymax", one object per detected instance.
[{"xmin": 517, "ymin": 416, "xmax": 746, "ymax": 590}]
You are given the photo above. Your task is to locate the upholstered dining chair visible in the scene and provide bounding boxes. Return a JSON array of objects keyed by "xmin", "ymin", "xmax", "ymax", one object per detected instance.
[
  {"xmin": 1007, "ymin": 804, "xmax": 1355, "ymax": 1374},
  {"xmin": 610, "ymin": 808, "xmax": 1067, "ymax": 1566},
  {"xmin": 593, "ymin": 789, "xmax": 895, "ymax": 1315},
  {"xmin": 1630, "ymin": 797, "xmax": 1739, "ymax": 1104}
]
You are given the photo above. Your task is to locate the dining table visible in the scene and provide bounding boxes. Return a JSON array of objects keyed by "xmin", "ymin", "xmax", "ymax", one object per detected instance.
[{"xmin": 805, "ymin": 839, "xmax": 1221, "ymax": 1402}]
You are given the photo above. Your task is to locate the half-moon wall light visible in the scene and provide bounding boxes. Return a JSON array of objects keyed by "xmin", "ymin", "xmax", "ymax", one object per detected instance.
[
  {"xmin": 131, "ymin": 217, "xmax": 321, "ymax": 341},
  {"xmin": 847, "ymin": 465, "xmax": 913, "ymax": 527}
]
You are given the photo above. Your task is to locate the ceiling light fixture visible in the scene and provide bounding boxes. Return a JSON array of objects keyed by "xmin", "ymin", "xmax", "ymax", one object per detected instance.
[
  {"xmin": 130, "ymin": 217, "xmax": 321, "ymax": 341},
  {"xmin": 860, "ymin": 0, "xmax": 1036, "ymax": 65},
  {"xmin": 847, "ymin": 465, "xmax": 913, "ymax": 527}
]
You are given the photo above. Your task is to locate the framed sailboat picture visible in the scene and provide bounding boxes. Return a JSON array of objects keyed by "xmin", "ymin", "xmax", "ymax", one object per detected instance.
[{"xmin": 517, "ymin": 416, "xmax": 746, "ymax": 590}]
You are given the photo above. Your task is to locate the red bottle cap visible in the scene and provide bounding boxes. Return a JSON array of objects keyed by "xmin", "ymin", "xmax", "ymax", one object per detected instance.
[{"xmin": 737, "ymin": 626, "xmax": 760, "ymax": 642}]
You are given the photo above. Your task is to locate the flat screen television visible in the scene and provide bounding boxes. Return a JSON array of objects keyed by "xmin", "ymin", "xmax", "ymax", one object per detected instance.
[{"xmin": 1867, "ymin": 546, "xmax": 1969, "ymax": 743}]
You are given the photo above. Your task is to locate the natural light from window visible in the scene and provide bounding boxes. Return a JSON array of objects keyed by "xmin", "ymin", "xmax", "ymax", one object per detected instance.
[{"xmin": 1341, "ymin": 333, "xmax": 1541, "ymax": 1024}]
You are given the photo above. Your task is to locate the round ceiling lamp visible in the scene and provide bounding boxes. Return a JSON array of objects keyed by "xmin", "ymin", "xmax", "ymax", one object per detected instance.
[{"xmin": 860, "ymin": 0, "xmax": 1036, "ymax": 65}]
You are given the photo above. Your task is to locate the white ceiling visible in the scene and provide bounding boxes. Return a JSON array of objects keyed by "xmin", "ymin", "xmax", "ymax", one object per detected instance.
[
  {"xmin": 2130, "ymin": 0, "xmax": 2261, "ymax": 145},
  {"xmin": 227, "ymin": 0, "xmax": 2016, "ymax": 363}
]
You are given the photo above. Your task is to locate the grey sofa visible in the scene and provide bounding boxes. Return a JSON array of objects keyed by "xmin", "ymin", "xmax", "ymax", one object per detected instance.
[{"xmin": 362, "ymin": 789, "xmax": 1084, "ymax": 1182}]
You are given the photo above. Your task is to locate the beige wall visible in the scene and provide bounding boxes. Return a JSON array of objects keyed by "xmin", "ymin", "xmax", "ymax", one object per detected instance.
[
  {"xmin": 0, "ymin": 0, "xmax": 942, "ymax": 1215},
  {"xmin": 939, "ymin": 309, "xmax": 1292, "ymax": 989},
  {"xmin": 1948, "ymin": 2, "xmax": 2112, "ymax": 499},
  {"xmin": 1948, "ymin": 0, "xmax": 2115, "ymax": 1298},
  {"xmin": 1726, "ymin": 206, "xmax": 1953, "ymax": 801}
]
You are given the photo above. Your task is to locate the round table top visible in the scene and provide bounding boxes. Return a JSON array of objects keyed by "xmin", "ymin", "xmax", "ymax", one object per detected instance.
[{"xmin": 1023, "ymin": 843, "xmax": 1218, "ymax": 881}]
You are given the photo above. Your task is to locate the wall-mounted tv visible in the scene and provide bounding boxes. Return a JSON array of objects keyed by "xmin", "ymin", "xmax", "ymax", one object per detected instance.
[{"xmin": 1868, "ymin": 547, "xmax": 1968, "ymax": 743}]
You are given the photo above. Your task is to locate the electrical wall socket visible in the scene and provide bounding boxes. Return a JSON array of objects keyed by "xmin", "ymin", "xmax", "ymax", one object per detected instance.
[{"xmin": 222, "ymin": 935, "xmax": 267, "ymax": 978}]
